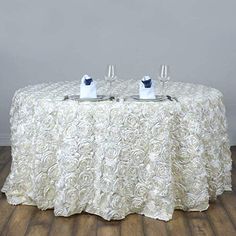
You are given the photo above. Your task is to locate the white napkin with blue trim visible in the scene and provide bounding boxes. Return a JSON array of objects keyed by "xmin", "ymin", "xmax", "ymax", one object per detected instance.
[
  {"xmin": 80, "ymin": 75, "xmax": 97, "ymax": 98},
  {"xmin": 139, "ymin": 76, "xmax": 155, "ymax": 99}
]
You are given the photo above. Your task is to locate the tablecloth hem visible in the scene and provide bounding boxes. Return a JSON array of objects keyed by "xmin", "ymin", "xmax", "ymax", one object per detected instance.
[{"xmin": 1, "ymin": 188, "xmax": 232, "ymax": 222}]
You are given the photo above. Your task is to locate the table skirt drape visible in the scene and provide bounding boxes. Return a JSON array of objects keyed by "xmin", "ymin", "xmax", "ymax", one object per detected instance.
[{"xmin": 2, "ymin": 80, "xmax": 232, "ymax": 221}]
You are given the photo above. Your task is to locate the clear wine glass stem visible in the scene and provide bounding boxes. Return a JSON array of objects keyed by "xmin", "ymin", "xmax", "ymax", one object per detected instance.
[
  {"xmin": 109, "ymin": 79, "xmax": 112, "ymax": 97},
  {"xmin": 160, "ymin": 80, "xmax": 165, "ymax": 97}
]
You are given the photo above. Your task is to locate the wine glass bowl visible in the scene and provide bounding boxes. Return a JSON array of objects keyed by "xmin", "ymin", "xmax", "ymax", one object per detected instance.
[
  {"xmin": 105, "ymin": 65, "xmax": 117, "ymax": 97},
  {"xmin": 158, "ymin": 64, "xmax": 170, "ymax": 98}
]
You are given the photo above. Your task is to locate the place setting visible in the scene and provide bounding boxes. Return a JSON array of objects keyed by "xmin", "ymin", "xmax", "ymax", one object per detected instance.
[{"xmin": 63, "ymin": 64, "xmax": 178, "ymax": 103}]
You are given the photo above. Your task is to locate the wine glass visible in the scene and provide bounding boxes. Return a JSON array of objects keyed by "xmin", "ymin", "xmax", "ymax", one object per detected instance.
[
  {"xmin": 105, "ymin": 65, "xmax": 117, "ymax": 97},
  {"xmin": 158, "ymin": 64, "xmax": 170, "ymax": 98}
]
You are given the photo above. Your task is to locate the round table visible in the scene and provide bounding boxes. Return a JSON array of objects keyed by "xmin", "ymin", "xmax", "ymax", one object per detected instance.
[{"xmin": 1, "ymin": 80, "xmax": 232, "ymax": 221}]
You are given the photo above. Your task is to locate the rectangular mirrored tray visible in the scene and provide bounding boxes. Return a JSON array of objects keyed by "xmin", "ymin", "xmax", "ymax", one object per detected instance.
[
  {"xmin": 64, "ymin": 95, "xmax": 112, "ymax": 102},
  {"xmin": 126, "ymin": 95, "xmax": 168, "ymax": 102}
]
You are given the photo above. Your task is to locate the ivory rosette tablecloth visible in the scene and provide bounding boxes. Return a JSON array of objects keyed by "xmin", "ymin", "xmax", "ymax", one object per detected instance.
[{"xmin": 1, "ymin": 79, "xmax": 232, "ymax": 221}]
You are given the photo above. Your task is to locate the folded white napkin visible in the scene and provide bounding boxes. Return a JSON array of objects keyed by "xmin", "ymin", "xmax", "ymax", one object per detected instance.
[
  {"xmin": 139, "ymin": 76, "xmax": 155, "ymax": 99},
  {"xmin": 80, "ymin": 74, "xmax": 97, "ymax": 98}
]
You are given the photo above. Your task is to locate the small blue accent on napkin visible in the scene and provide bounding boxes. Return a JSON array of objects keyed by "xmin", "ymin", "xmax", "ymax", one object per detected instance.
[
  {"xmin": 142, "ymin": 79, "xmax": 152, "ymax": 88},
  {"xmin": 84, "ymin": 78, "xmax": 93, "ymax": 85}
]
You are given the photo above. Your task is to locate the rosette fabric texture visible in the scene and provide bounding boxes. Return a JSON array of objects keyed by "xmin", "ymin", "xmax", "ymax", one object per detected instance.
[{"xmin": 1, "ymin": 79, "xmax": 232, "ymax": 221}]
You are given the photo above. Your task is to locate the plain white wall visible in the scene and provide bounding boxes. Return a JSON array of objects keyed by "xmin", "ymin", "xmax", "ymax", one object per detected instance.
[{"xmin": 0, "ymin": 0, "xmax": 236, "ymax": 145}]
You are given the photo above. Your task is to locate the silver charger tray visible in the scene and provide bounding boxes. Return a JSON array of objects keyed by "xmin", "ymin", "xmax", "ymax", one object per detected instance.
[
  {"xmin": 64, "ymin": 95, "xmax": 112, "ymax": 102},
  {"xmin": 126, "ymin": 95, "xmax": 169, "ymax": 102}
]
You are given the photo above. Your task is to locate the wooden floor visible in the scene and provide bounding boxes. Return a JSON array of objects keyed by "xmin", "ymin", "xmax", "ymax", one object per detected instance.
[{"xmin": 0, "ymin": 147, "xmax": 236, "ymax": 236}]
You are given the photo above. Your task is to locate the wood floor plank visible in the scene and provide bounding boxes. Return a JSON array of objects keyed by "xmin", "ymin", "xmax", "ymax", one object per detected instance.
[
  {"xmin": 25, "ymin": 209, "xmax": 54, "ymax": 236},
  {"xmin": 0, "ymin": 147, "xmax": 15, "ymax": 234},
  {"xmin": 232, "ymin": 151, "xmax": 236, "ymax": 169},
  {"xmin": 1, "ymin": 205, "xmax": 36, "ymax": 236},
  {"xmin": 206, "ymin": 199, "xmax": 236, "ymax": 236},
  {"xmin": 0, "ymin": 146, "xmax": 8, "ymax": 158},
  {"xmin": 0, "ymin": 196, "xmax": 15, "ymax": 233},
  {"xmin": 220, "ymin": 192, "xmax": 236, "ymax": 228},
  {"xmin": 120, "ymin": 214, "xmax": 144, "ymax": 236},
  {"xmin": 0, "ymin": 147, "xmax": 11, "ymax": 170},
  {"xmin": 97, "ymin": 216, "xmax": 120, "ymax": 236},
  {"xmin": 166, "ymin": 210, "xmax": 190, "ymax": 236},
  {"xmin": 143, "ymin": 216, "xmax": 168, "ymax": 236},
  {"xmin": 49, "ymin": 215, "xmax": 75, "ymax": 236},
  {"xmin": 0, "ymin": 161, "xmax": 11, "ymax": 189},
  {"xmin": 74, "ymin": 213, "xmax": 97, "ymax": 236},
  {"xmin": 232, "ymin": 168, "xmax": 236, "ymax": 191},
  {"xmin": 0, "ymin": 146, "xmax": 10, "ymax": 155},
  {"xmin": 0, "ymin": 147, "xmax": 11, "ymax": 157},
  {"xmin": 97, "ymin": 224, "xmax": 120, "ymax": 236},
  {"xmin": 186, "ymin": 211, "xmax": 214, "ymax": 236}
]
